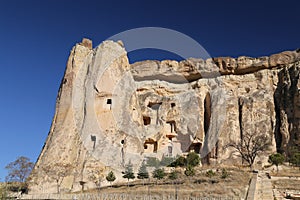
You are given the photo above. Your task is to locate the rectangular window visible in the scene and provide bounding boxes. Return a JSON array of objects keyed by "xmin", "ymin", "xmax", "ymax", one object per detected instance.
[
  {"xmin": 143, "ymin": 116, "xmax": 151, "ymax": 125},
  {"xmin": 106, "ymin": 98, "xmax": 112, "ymax": 110}
]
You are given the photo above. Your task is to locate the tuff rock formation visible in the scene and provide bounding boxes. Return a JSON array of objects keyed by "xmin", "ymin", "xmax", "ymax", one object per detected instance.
[{"xmin": 28, "ymin": 39, "xmax": 300, "ymax": 194}]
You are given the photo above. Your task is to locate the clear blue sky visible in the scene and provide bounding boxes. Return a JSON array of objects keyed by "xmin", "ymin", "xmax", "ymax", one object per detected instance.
[{"xmin": 0, "ymin": 0, "xmax": 299, "ymax": 180}]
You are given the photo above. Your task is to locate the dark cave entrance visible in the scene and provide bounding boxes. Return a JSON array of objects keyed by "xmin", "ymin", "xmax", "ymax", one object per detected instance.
[{"xmin": 189, "ymin": 142, "xmax": 202, "ymax": 154}]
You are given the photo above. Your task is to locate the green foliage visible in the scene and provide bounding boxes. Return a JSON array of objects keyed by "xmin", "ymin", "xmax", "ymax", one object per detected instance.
[
  {"xmin": 184, "ymin": 165, "xmax": 195, "ymax": 176},
  {"xmin": 221, "ymin": 168, "xmax": 229, "ymax": 179},
  {"xmin": 152, "ymin": 168, "xmax": 166, "ymax": 180},
  {"xmin": 106, "ymin": 171, "xmax": 116, "ymax": 183},
  {"xmin": 169, "ymin": 156, "xmax": 186, "ymax": 167},
  {"xmin": 206, "ymin": 169, "xmax": 215, "ymax": 178},
  {"xmin": 146, "ymin": 157, "xmax": 160, "ymax": 168},
  {"xmin": 290, "ymin": 152, "xmax": 300, "ymax": 167},
  {"xmin": 137, "ymin": 162, "xmax": 149, "ymax": 180},
  {"xmin": 288, "ymin": 146, "xmax": 300, "ymax": 156},
  {"xmin": 268, "ymin": 153, "xmax": 285, "ymax": 168},
  {"xmin": 169, "ymin": 152, "xmax": 200, "ymax": 168},
  {"xmin": 123, "ymin": 162, "xmax": 135, "ymax": 181},
  {"xmin": 160, "ymin": 156, "xmax": 176, "ymax": 167},
  {"xmin": 5, "ymin": 156, "xmax": 34, "ymax": 183},
  {"xmin": 168, "ymin": 171, "xmax": 178, "ymax": 180},
  {"xmin": 186, "ymin": 152, "xmax": 200, "ymax": 167}
]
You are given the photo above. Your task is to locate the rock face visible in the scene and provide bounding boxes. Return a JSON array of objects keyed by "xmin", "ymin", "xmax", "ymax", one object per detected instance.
[{"xmin": 28, "ymin": 39, "xmax": 300, "ymax": 194}]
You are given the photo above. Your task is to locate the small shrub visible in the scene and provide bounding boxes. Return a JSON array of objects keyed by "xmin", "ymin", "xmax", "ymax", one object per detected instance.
[
  {"xmin": 168, "ymin": 171, "xmax": 178, "ymax": 180},
  {"xmin": 290, "ymin": 153, "xmax": 300, "ymax": 168},
  {"xmin": 186, "ymin": 152, "xmax": 200, "ymax": 167},
  {"xmin": 106, "ymin": 171, "xmax": 116, "ymax": 187},
  {"xmin": 152, "ymin": 168, "xmax": 166, "ymax": 180},
  {"xmin": 123, "ymin": 162, "xmax": 135, "ymax": 182},
  {"xmin": 137, "ymin": 162, "xmax": 149, "ymax": 180},
  {"xmin": 268, "ymin": 153, "xmax": 285, "ymax": 172},
  {"xmin": 206, "ymin": 169, "xmax": 215, "ymax": 178},
  {"xmin": 184, "ymin": 165, "xmax": 195, "ymax": 176},
  {"xmin": 169, "ymin": 156, "xmax": 186, "ymax": 167},
  {"xmin": 221, "ymin": 168, "xmax": 229, "ymax": 179}
]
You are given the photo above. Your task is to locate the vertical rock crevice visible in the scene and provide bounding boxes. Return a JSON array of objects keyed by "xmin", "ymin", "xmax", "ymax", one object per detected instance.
[
  {"xmin": 204, "ymin": 92, "xmax": 211, "ymax": 135},
  {"xmin": 274, "ymin": 91, "xmax": 283, "ymax": 152},
  {"xmin": 203, "ymin": 92, "xmax": 211, "ymax": 163},
  {"xmin": 238, "ymin": 97, "xmax": 243, "ymax": 141}
]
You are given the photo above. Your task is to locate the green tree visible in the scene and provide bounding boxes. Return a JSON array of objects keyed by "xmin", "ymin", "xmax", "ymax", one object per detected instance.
[
  {"xmin": 123, "ymin": 162, "xmax": 135, "ymax": 186},
  {"xmin": 186, "ymin": 152, "xmax": 200, "ymax": 167},
  {"xmin": 152, "ymin": 168, "xmax": 165, "ymax": 182},
  {"xmin": 269, "ymin": 153, "xmax": 285, "ymax": 172},
  {"xmin": 5, "ymin": 156, "xmax": 34, "ymax": 183},
  {"xmin": 184, "ymin": 165, "xmax": 195, "ymax": 176},
  {"xmin": 106, "ymin": 171, "xmax": 116, "ymax": 187},
  {"xmin": 168, "ymin": 171, "xmax": 178, "ymax": 180},
  {"xmin": 137, "ymin": 162, "xmax": 149, "ymax": 185},
  {"xmin": 169, "ymin": 156, "xmax": 186, "ymax": 167},
  {"xmin": 290, "ymin": 152, "xmax": 300, "ymax": 168},
  {"xmin": 146, "ymin": 157, "xmax": 160, "ymax": 168}
]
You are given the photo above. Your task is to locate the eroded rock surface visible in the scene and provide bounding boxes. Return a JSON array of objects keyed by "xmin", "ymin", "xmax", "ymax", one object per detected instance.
[{"xmin": 28, "ymin": 39, "xmax": 300, "ymax": 194}]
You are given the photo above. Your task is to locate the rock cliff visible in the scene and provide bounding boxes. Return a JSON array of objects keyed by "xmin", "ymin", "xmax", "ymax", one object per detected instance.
[{"xmin": 28, "ymin": 39, "xmax": 300, "ymax": 194}]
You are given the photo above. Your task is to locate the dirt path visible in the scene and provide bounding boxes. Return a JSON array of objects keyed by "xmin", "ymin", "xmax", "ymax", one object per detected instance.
[{"xmin": 254, "ymin": 171, "xmax": 273, "ymax": 200}]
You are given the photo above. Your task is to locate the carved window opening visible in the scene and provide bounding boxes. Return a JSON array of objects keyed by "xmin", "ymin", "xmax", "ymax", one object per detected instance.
[
  {"xmin": 106, "ymin": 98, "xmax": 112, "ymax": 110},
  {"xmin": 167, "ymin": 121, "xmax": 176, "ymax": 133},
  {"xmin": 144, "ymin": 139, "xmax": 158, "ymax": 153},
  {"xmin": 168, "ymin": 146, "xmax": 173, "ymax": 157},
  {"xmin": 79, "ymin": 181, "xmax": 86, "ymax": 192},
  {"xmin": 171, "ymin": 103, "xmax": 176, "ymax": 108},
  {"xmin": 143, "ymin": 116, "xmax": 151, "ymax": 125},
  {"xmin": 91, "ymin": 135, "xmax": 96, "ymax": 150},
  {"xmin": 147, "ymin": 102, "xmax": 162, "ymax": 110},
  {"xmin": 107, "ymin": 99, "xmax": 112, "ymax": 104}
]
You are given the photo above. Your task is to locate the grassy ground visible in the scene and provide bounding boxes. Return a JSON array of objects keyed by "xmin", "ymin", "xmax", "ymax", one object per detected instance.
[
  {"xmin": 269, "ymin": 164, "xmax": 300, "ymax": 177},
  {"xmin": 268, "ymin": 164, "xmax": 300, "ymax": 198},
  {"xmin": 84, "ymin": 166, "xmax": 252, "ymax": 199}
]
